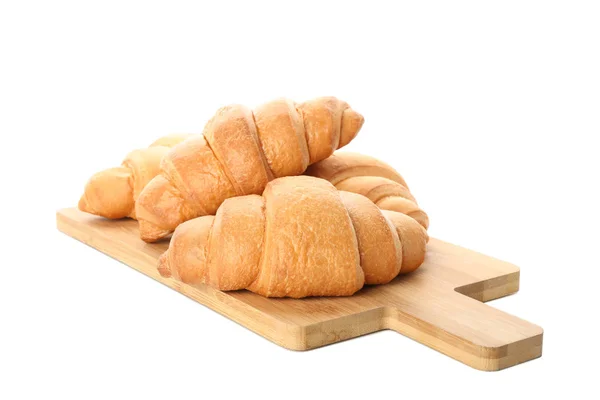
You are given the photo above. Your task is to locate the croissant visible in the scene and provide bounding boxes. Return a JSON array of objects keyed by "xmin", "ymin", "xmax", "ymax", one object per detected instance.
[
  {"xmin": 158, "ymin": 176, "xmax": 428, "ymax": 298},
  {"xmin": 78, "ymin": 133, "xmax": 192, "ymax": 219},
  {"xmin": 305, "ymin": 152, "xmax": 429, "ymax": 229},
  {"xmin": 136, "ymin": 97, "xmax": 364, "ymax": 242}
]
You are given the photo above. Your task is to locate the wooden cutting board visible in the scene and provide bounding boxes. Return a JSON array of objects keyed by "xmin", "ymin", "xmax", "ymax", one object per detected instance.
[{"xmin": 57, "ymin": 207, "xmax": 543, "ymax": 371}]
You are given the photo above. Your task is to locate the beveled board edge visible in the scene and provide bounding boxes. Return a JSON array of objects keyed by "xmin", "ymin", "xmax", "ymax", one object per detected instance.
[{"xmin": 56, "ymin": 209, "xmax": 308, "ymax": 350}]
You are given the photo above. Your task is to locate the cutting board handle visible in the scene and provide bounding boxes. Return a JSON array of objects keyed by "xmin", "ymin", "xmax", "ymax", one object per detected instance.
[{"xmin": 384, "ymin": 290, "xmax": 543, "ymax": 371}]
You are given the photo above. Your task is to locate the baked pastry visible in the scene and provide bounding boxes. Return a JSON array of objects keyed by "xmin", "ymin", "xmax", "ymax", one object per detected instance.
[
  {"xmin": 136, "ymin": 97, "xmax": 364, "ymax": 242},
  {"xmin": 78, "ymin": 133, "xmax": 192, "ymax": 219},
  {"xmin": 305, "ymin": 152, "xmax": 429, "ymax": 229},
  {"xmin": 158, "ymin": 176, "xmax": 428, "ymax": 298}
]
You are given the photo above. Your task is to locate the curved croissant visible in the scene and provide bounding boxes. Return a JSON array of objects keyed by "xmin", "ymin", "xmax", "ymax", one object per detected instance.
[
  {"xmin": 158, "ymin": 176, "xmax": 428, "ymax": 298},
  {"xmin": 78, "ymin": 133, "xmax": 192, "ymax": 219},
  {"xmin": 136, "ymin": 97, "xmax": 364, "ymax": 242},
  {"xmin": 305, "ymin": 152, "xmax": 429, "ymax": 229}
]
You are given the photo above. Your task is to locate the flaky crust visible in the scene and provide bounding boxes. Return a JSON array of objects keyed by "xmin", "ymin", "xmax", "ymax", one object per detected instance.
[
  {"xmin": 78, "ymin": 133, "xmax": 192, "ymax": 219},
  {"xmin": 136, "ymin": 97, "xmax": 364, "ymax": 242},
  {"xmin": 305, "ymin": 152, "xmax": 429, "ymax": 229},
  {"xmin": 158, "ymin": 176, "xmax": 428, "ymax": 298}
]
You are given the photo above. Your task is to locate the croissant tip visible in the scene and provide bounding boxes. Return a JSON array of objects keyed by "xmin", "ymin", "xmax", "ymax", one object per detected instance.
[
  {"xmin": 409, "ymin": 211, "xmax": 430, "ymax": 231},
  {"xmin": 339, "ymin": 109, "xmax": 364, "ymax": 148},
  {"xmin": 157, "ymin": 253, "xmax": 172, "ymax": 278},
  {"xmin": 140, "ymin": 229, "xmax": 169, "ymax": 243},
  {"xmin": 78, "ymin": 195, "xmax": 90, "ymax": 213}
]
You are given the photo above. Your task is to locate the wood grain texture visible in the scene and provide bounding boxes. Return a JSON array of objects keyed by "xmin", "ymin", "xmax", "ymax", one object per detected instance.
[{"xmin": 56, "ymin": 208, "xmax": 543, "ymax": 371}]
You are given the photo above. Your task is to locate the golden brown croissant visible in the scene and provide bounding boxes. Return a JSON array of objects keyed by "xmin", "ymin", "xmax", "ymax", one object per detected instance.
[
  {"xmin": 305, "ymin": 152, "xmax": 429, "ymax": 229},
  {"xmin": 158, "ymin": 176, "xmax": 428, "ymax": 298},
  {"xmin": 78, "ymin": 133, "xmax": 192, "ymax": 219},
  {"xmin": 136, "ymin": 97, "xmax": 364, "ymax": 242}
]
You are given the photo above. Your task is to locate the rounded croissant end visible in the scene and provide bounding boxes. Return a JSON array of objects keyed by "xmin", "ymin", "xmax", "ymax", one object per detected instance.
[
  {"xmin": 78, "ymin": 167, "xmax": 134, "ymax": 219},
  {"xmin": 339, "ymin": 108, "xmax": 365, "ymax": 148},
  {"xmin": 135, "ymin": 175, "xmax": 188, "ymax": 242},
  {"xmin": 78, "ymin": 194, "xmax": 91, "ymax": 213},
  {"xmin": 157, "ymin": 252, "xmax": 172, "ymax": 278},
  {"xmin": 407, "ymin": 210, "xmax": 430, "ymax": 231},
  {"xmin": 139, "ymin": 220, "xmax": 172, "ymax": 243},
  {"xmin": 382, "ymin": 210, "xmax": 428, "ymax": 274}
]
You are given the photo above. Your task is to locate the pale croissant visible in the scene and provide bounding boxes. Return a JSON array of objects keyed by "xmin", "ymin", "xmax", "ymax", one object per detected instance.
[
  {"xmin": 305, "ymin": 152, "xmax": 429, "ymax": 229},
  {"xmin": 158, "ymin": 176, "xmax": 428, "ymax": 298},
  {"xmin": 78, "ymin": 134, "xmax": 192, "ymax": 219},
  {"xmin": 136, "ymin": 97, "xmax": 364, "ymax": 242}
]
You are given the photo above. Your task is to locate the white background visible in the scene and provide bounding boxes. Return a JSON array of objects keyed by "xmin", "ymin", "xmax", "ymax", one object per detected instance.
[{"xmin": 1, "ymin": 1, "xmax": 599, "ymax": 398}]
